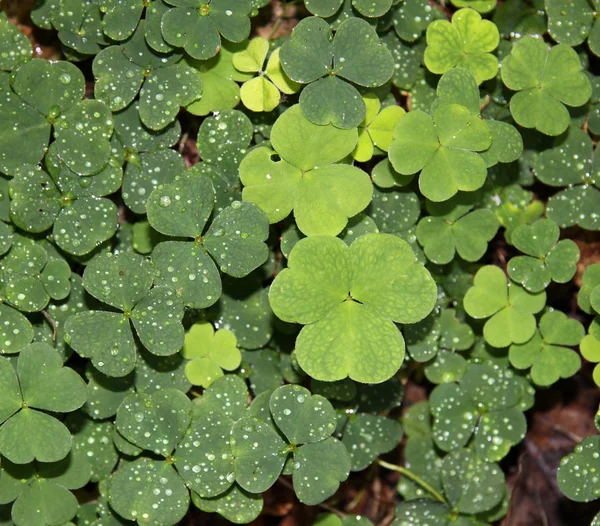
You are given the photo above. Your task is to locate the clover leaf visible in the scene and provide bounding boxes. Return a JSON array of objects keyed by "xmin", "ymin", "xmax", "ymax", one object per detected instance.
[
  {"xmin": 533, "ymin": 127, "xmax": 600, "ymax": 231},
  {"xmin": 425, "ymin": 8, "xmax": 499, "ymax": 84},
  {"xmin": 430, "ymin": 363, "xmax": 527, "ymax": 462},
  {"xmin": 0, "ymin": 450, "xmax": 91, "ymax": 526},
  {"xmin": 389, "ymin": 103, "xmax": 492, "ymax": 202},
  {"xmin": 161, "ymin": 0, "xmax": 253, "ymax": 60},
  {"xmin": 0, "ymin": 303, "xmax": 34, "ymax": 355},
  {"xmin": 305, "ymin": 0, "xmax": 392, "ymax": 18},
  {"xmin": 191, "ymin": 483, "xmax": 263, "ymax": 524},
  {"xmin": 0, "ymin": 343, "xmax": 87, "ymax": 464},
  {"xmin": 147, "ymin": 173, "xmax": 269, "ymax": 308},
  {"xmin": 279, "ymin": 17, "xmax": 394, "ymax": 128},
  {"xmin": 557, "ymin": 435, "xmax": 600, "ymax": 502},
  {"xmin": 99, "ymin": 0, "xmax": 145, "ymax": 41},
  {"xmin": 508, "ymin": 218, "xmax": 580, "ymax": 292},
  {"xmin": 464, "ymin": 265, "xmax": 546, "ymax": 348},
  {"xmin": 353, "ymin": 94, "xmax": 405, "ymax": 162},
  {"xmin": 232, "ymin": 38, "xmax": 300, "ymax": 112},
  {"xmin": 578, "ymin": 263, "xmax": 600, "ymax": 314},
  {"xmin": 64, "ymin": 251, "xmax": 184, "ymax": 377},
  {"xmin": 240, "ymin": 104, "xmax": 371, "ymax": 236},
  {"xmin": 270, "ymin": 233, "xmax": 436, "ymax": 383},
  {"xmin": 545, "ymin": 0, "xmax": 600, "ymax": 56},
  {"xmin": 0, "ymin": 13, "xmax": 32, "ymax": 72},
  {"xmin": 509, "ymin": 310, "xmax": 583, "ymax": 386},
  {"xmin": 390, "ymin": 0, "xmax": 434, "ymax": 42},
  {"xmin": 181, "ymin": 322, "xmax": 241, "ymax": 387},
  {"xmin": 93, "ymin": 22, "xmax": 203, "ymax": 130},
  {"xmin": 417, "ymin": 194, "xmax": 499, "ymax": 265},
  {"xmin": 501, "ymin": 36, "xmax": 592, "ymax": 136}
]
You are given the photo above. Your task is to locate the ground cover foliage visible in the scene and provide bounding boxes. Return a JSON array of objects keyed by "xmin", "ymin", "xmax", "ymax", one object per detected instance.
[{"xmin": 0, "ymin": 0, "xmax": 600, "ymax": 524}]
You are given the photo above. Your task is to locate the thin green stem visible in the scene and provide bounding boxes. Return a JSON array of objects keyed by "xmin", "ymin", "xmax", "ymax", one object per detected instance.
[{"xmin": 377, "ymin": 459, "xmax": 446, "ymax": 504}]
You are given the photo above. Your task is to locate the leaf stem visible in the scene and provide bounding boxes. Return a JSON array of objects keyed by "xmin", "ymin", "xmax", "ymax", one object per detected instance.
[
  {"xmin": 377, "ymin": 459, "xmax": 446, "ymax": 503},
  {"xmin": 41, "ymin": 310, "xmax": 57, "ymax": 341}
]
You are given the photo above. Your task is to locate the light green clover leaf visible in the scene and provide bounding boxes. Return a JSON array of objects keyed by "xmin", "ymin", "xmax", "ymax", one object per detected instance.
[
  {"xmin": 181, "ymin": 322, "xmax": 241, "ymax": 387},
  {"xmin": 501, "ymin": 36, "xmax": 592, "ymax": 136},
  {"xmin": 64, "ymin": 252, "xmax": 185, "ymax": 377},
  {"xmin": 147, "ymin": 173, "xmax": 269, "ymax": 308},
  {"xmin": 161, "ymin": 0, "xmax": 253, "ymax": 60},
  {"xmin": 578, "ymin": 263, "xmax": 600, "ymax": 314},
  {"xmin": 509, "ymin": 310, "xmax": 583, "ymax": 386},
  {"xmin": 240, "ymin": 104, "xmax": 371, "ymax": 236},
  {"xmin": 0, "ymin": 343, "xmax": 87, "ymax": 464},
  {"xmin": 464, "ymin": 265, "xmax": 546, "ymax": 348},
  {"xmin": 232, "ymin": 38, "xmax": 300, "ymax": 112},
  {"xmin": 314, "ymin": 514, "xmax": 374, "ymax": 526},
  {"xmin": 430, "ymin": 363, "xmax": 526, "ymax": 462},
  {"xmin": 425, "ymin": 8, "xmax": 499, "ymax": 84},
  {"xmin": 533, "ymin": 127, "xmax": 600, "ymax": 230},
  {"xmin": 269, "ymin": 233, "xmax": 436, "ymax": 383},
  {"xmin": 0, "ymin": 450, "xmax": 91, "ymax": 526},
  {"xmin": 508, "ymin": 218, "xmax": 580, "ymax": 292},
  {"xmin": 279, "ymin": 17, "xmax": 394, "ymax": 128},
  {"xmin": 416, "ymin": 194, "xmax": 499, "ymax": 265},
  {"xmin": 93, "ymin": 22, "xmax": 203, "ymax": 130},
  {"xmin": 388, "ymin": 103, "xmax": 492, "ymax": 202},
  {"xmin": 581, "ymin": 328, "xmax": 600, "ymax": 387},
  {"xmin": 99, "ymin": 0, "xmax": 145, "ymax": 41},
  {"xmin": 187, "ymin": 41, "xmax": 252, "ymax": 116},
  {"xmin": 352, "ymin": 94, "xmax": 406, "ymax": 162},
  {"xmin": 452, "ymin": 0, "xmax": 497, "ymax": 13},
  {"xmin": 0, "ymin": 13, "xmax": 32, "ymax": 72},
  {"xmin": 557, "ymin": 435, "xmax": 600, "ymax": 502}
]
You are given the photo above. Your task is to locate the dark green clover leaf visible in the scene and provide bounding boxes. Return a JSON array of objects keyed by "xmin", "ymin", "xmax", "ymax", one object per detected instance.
[
  {"xmin": 279, "ymin": 17, "xmax": 394, "ymax": 128},
  {"xmin": 116, "ymin": 389, "xmax": 191, "ymax": 456},
  {"xmin": 508, "ymin": 218, "xmax": 580, "ymax": 292},
  {"xmin": 99, "ymin": 0, "xmax": 144, "ymax": 41},
  {"xmin": 388, "ymin": 103, "xmax": 492, "ymax": 202},
  {"xmin": 83, "ymin": 366, "xmax": 135, "ymax": 420},
  {"xmin": 0, "ymin": 343, "xmax": 87, "ymax": 464},
  {"xmin": 108, "ymin": 457, "xmax": 190, "ymax": 525},
  {"xmin": 0, "ymin": 242, "xmax": 70, "ymax": 313},
  {"xmin": 501, "ymin": 36, "xmax": 592, "ymax": 136},
  {"xmin": 240, "ymin": 104, "xmax": 371, "ymax": 236},
  {"xmin": 147, "ymin": 172, "xmax": 269, "ymax": 308},
  {"xmin": 390, "ymin": 0, "xmax": 434, "ymax": 42},
  {"xmin": 545, "ymin": 0, "xmax": 600, "ymax": 55},
  {"xmin": 424, "ymin": 350, "xmax": 468, "ymax": 385},
  {"xmin": 0, "ymin": 451, "xmax": 91, "ymax": 526},
  {"xmin": 181, "ymin": 322, "xmax": 241, "ymax": 388},
  {"xmin": 533, "ymin": 127, "xmax": 600, "ymax": 231},
  {"xmin": 509, "ymin": 310, "xmax": 583, "ymax": 386},
  {"xmin": 430, "ymin": 363, "xmax": 526, "ymax": 462},
  {"xmin": 135, "ymin": 347, "xmax": 191, "ymax": 394},
  {"xmin": 50, "ymin": 0, "xmax": 109, "ymax": 56},
  {"xmin": 557, "ymin": 435, "xmax": 600, "ymax": 502},
  {"xmin": 66, "ymin": 412, "xmax": 119, "ymax": 482},
  {"xmin": 9, "ymin": 157, "xmax": 121, "ymax": 256},
  {"xmin": 270, "ymin": 233, "xmax": 436, "ymax": 383},
  {"xmin": 464, "ymin": 265, "xmax": 546, "ymax": 348},
  {"xmin": 417, "ymin": 194, "xmax": 499, "ymax": 265},
  {"xmin": 305, "ymin": 0, "xmax": 392, "ymax": 18},
  {"xmin": 187, "ymin": 41, "xmax": 252, "ymax": 116},
  {"xmin": 161, "ymin": 0, "xmax": 253, "ymax": 60},
  {"xmin": 191, "ymin": 483, "xmax": 263, "ymax": 524},
  {"xmin": 0, "ymin": 303, "xmax": 34, "ymax": 355},
  {"xmin": 65, "ymin": 252, "xmax": 184, "ymax": 377},
  {"xmin": 0, "ymin": 13, "xmax": 32, "ymax": 72},
  {"xmin": 93, "ymin": 22, "xmax": 202, "ymax": 130},
  {"xmin": 425, "ymin": 8, "xmax": 499, "ymax": 84},
  {"xmin": 242, "ymin": 349, "xmax": 283, "ymax": 395}
]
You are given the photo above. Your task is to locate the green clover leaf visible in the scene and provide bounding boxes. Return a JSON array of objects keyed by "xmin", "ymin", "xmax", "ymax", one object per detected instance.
[
  {"xmin": 233, "ymin": 38, "xmax": 300, "ymax": 112},
  {"xmin": 545, "ymin": 0, "xmax": 600, "ymax": 56},
  {"xmin": 390, "ymin": 0, "xmax": 434, "ymax": 42},
  {"xmin": 161, "ymin": 0, "xmax": 253, "ymax": 60},
  {"xmin": 0, "ymin": 13, "xmax": 32, "ymax": 72},
  {"xmin": 147, "ymin": 173, "xmax": 269, "ymax": 308},
  {"xmin": 430, "ymin": 363, "xmax": 526, "ymax": 462},
  {"xmin": 533, "ymin": 127, "xmax": 600, "ymax": 230},
  {"xmin": 578, "ymin": 263, "xmax": 600, "ymax": 314},
  {"xmin": 424, "ymin": 8, "xmax": 499, "ymax": 84},
  {"xmin": 557, "ymin": 435, "xmax": 600, "ymax": 502},
  {"xmin": 417, "ymin": 194, "xmax": 499, "ymax": 265},
  {"xmin": 64, "ymin": 252, "xmax": 184, "ymax": 377},
  {"xmin": 279, "ymin": 17, "xmax": 394, "ymax": 128},
  {"xmin": 0, "ymin": 343, "xmax": 87, "ymax": 464},
  {"xmin": 508, "ymin": 218, "xmax": 580, "ymax": 292},
  {"xmin": 241, "ymin": 105, "xmax": 371, "ymax": 236},
  {"xmin": 464, "ymin": 265, "xmax": 546, "ymax": 348},
  {"xmin": 93, "ymin": 22, "xmax": 203, "ymax": 130},
  {"xmin": 0, "ymin": 451, "xmax": 91, "ymax": 526},
  {"xmin": 181, "ymin": 322, "xmax": 241, "ymax": 387},
  {"xmin": 0, "ymin": 303, "xmax": 34, "ymax": 355},
  {"xmin": 509, "ymin": 310, "xmax": 583, "ymax": 386},
  {"xmin": 501, "ymin": 36, "xmax": 592, "ymax": 136},
  {"xmin": 389, "ymin": 103, "xmax": 492, "ymax": 202},
  {"xmin": 269, "ymin": 233, "xmax": 436, "ymax": 383},
  {"xmin": 99, "ymin": 0, "xmax": 145, "ymax": 41},
  {"xmin": 305, "ymin": 0, "xmax": 392, "ymax": 18},
  {"xmin": 191, "ymin": 483, "xmax": 263, "ymax": 524}
]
